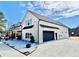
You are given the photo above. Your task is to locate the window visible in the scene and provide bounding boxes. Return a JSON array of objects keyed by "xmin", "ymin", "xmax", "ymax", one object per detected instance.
[
  {"xmin": 62, "ymin": 31, "xmax": 63, "ymax": 33},
  {"xmin": 25, "ymin": 33, "xmax": 32, "ymax": 39},
  {"xmin": 26, "ymin": 20, "xmax": 28, "ymax": 25},
  {"xmin": 65, "ymin": 32, "xmax": 67, "ymax": 33},
  {"xmin": 29, "ymin": 33, "xmax": 32, "ymax": 35},
  {"xmin": 26, "ymin": 19, "xmax": 32, "ymax": 26},
  {"xmin": 25, "ymin": 33, "xmax": 27, "ymax": 38},
  {"xmin": 29, "ymin": 19, "xmax": 32, "ymax": 26},
  {"xmin": 29, "ymin": 33, "xmax": 32, "ymax": 38}
]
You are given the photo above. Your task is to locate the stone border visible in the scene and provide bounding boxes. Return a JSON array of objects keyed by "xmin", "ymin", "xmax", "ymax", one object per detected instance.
[
  {"xmin": 3, "ymin": 42, "xmax": 38, "ymax": 56},
  {"xmin": 4, "ymin": 42, "xmax": 30, "ymax": 56}
]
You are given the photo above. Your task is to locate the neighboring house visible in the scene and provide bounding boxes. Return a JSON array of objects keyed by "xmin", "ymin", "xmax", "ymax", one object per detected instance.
[
  {"xmin": 21, "ymin": 10, "xmax": 69, "ymax": 44},
  {"xmin": 69, "ymin": 27, "xmax": 79, "ymax": 36},
  {"xmin": 7, "ymin": 22, "xmax": 22, "ymax": 39},
  {"xmin": 12, "ymin": 22, "xmax": 22, "ymax": 39}
]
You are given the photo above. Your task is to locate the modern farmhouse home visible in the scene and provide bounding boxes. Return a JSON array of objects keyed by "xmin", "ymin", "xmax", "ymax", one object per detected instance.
[
  {"xmin": 5, "ymin": 22, "xmax": 22, "ymax": 40},
  {"xmin": 22, "ymin": 10, "xmax": 69, "ymax": 44}
]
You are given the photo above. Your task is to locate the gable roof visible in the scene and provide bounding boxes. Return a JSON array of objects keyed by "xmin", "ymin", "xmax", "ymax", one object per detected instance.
[{"xmin": 28, "ymin": 10, "xmax": 68, "ymax": 28}]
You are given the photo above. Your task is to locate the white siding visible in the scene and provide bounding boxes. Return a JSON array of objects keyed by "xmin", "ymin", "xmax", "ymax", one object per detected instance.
[
  {"xmin": 22, "ymin": 11, "xmax": 69, "ymax": 44},
  {"xmin": 22, "ymin": 11, "xmax": 39, "ymax": 43},
  {"xmin": 39, "ymin": 21, "xmax": 69, "ymax": 44}
]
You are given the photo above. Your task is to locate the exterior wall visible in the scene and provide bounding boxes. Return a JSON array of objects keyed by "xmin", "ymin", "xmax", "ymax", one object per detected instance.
[
  {"xmin": 10, "ymin": 26, "xmax": 22, "ymax": 39},
  {"xmin": 39, "ymin": 21, "xmax": 69, "ymax": 44},
  {"xmin": 22, "ymin": 12, "xmax": 39, "ymax": 43},
  {"xmin": 22, "ymin": 11, "xmax": 69, "ymax": 44},
  {"xmin": 59, "ymin": 26, "xmax": 69, "ymax": 39}
]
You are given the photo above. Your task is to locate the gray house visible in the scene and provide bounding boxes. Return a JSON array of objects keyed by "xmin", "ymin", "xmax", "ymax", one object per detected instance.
[{"xmin": 21, "ymin": 10, "xmax": 69, "ymax": 44}]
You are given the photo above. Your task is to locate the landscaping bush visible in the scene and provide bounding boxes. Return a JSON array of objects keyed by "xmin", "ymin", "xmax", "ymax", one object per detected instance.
[{"xmin": 30, "ymin": 36, "xmax": 35, "ymax": 43}]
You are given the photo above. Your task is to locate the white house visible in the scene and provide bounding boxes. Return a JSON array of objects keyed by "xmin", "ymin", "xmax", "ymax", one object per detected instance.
[
  {"xmin": 22, "ymin": 10, "xmax": 69, "ymax": 44},
  {"xmin": 6, "ymin": 22, "xmax": 22, "ymax": 40}
]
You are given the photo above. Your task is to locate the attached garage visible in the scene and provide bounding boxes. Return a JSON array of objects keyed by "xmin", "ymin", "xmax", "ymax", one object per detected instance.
[
  {"xmin": 22, "ymin": 10, "xmax": 69, "ymax": 44},
  {"xmin": 43, "ymin": 31, "xmax": 54, "ymax": 42}
]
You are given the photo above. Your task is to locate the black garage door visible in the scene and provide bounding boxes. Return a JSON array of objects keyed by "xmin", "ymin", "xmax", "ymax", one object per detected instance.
[{"xmin": 43, "ymin": 31, "xmax": 54, "ymax": 42}]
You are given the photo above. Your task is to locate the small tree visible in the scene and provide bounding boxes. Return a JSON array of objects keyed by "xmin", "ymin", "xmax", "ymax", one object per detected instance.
[
  {"xmin": 0, "ymin": 12, "xmax": 5, "ymax": 34},
  {"xmin": 30, "ymin": 36, "xmax": 35, "ymax": 43}
]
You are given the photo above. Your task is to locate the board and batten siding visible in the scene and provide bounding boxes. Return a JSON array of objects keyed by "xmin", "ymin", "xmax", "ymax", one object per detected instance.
[
  {"xmin": 22, "ymin": 11, "xmax": 39, "ymax": 43},
  {"xmin": 22, "ymin": 11, "xmax": 69, "ymax": 44},
  {"xmin": 39, "ymin": 20, "xmax": 69, "ymax": 43}
]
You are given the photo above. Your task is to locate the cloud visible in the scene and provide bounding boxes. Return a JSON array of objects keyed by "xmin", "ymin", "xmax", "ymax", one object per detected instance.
[
  {"xmin": 19, "ymin": 2, "xmax": 26, "ymax": 7},
  {"xmin": 21, "ymin": 10, "xmax": 26, "ymax": 14},
  {"xmin": 19, "ymin": 1, "xmax": 79, "ymax": 20}
]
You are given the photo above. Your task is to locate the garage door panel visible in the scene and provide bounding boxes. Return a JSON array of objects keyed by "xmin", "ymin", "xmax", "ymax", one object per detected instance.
[{"xmin": 43, "ymin": 31, "xmax": 54, "ymax": 42}]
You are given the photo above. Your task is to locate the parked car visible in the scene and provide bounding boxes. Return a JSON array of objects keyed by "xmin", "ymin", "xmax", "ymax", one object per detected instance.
[
  {"xmin": 0, "ymin": 37, "xmax": 2, "ymax": 39},
  {"xmin": 4, "ymin": 36, "xmax": 9, "ymax": 40},
  {"xmin": 0, "ymin": 36, "xmax": 4, "ymax": 41}
]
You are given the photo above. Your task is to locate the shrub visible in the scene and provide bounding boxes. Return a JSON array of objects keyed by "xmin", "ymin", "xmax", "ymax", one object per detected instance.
[{"xmin": 30, "ymin": 36, "xmax": 35, "ymax": 43}]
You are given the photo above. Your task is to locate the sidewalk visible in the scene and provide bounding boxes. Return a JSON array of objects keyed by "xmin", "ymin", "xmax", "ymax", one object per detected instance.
[{"xmin": 0, "ymin": 42, "xmax": 26, "ymax": 57}]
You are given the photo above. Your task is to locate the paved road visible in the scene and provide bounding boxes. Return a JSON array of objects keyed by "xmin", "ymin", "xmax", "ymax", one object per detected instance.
[{"xmin": 0, "ymin": 42, "xmax": 26, "ymax": 57}]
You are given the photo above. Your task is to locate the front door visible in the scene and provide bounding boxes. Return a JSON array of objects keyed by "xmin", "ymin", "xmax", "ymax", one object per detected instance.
[{"xmin": 55, "ymin": 33, "xmax": 57, "ymax": 40}]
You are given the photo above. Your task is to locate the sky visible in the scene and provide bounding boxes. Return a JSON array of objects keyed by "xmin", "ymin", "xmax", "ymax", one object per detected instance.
[{"xmin": 0, "ymin": 1, "xmax": 79, "ymax": 28}]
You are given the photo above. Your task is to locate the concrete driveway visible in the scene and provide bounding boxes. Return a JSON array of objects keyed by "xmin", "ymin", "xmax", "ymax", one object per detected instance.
[
  {"xmin": 1, "ymin": 38, "xmax": 79, "ymax": 57},
  {"xmin": 28, "ymin": 39, "xmax": 79, "ymax": 57}
]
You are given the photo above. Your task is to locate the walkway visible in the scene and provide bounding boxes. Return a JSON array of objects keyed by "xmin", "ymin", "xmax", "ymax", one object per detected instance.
[{"xmin": 0, "ymin": 42, "xmax": 26, "ymax": 57}]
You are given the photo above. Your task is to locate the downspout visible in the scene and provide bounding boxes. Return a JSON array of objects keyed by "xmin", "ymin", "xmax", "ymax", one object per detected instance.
[
  {"xmin": 21, "ymin": 24, "xmax": 22, "ymax": 40},
  {"xmin": 37, "ymin": 20, "xmax": 39, "ymax": 44}
]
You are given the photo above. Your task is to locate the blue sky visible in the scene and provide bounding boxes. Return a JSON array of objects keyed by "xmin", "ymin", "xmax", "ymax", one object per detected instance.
[
  {"xmin": 0, "ymin": 1, "xmax": 25, "ymax": 25},
  {"xmin": 0, "ymin": 1, "xmax": 79, "ymax": 28}
]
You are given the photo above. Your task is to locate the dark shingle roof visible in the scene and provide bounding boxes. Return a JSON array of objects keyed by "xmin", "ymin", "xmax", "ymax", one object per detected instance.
[{"xmin": 28, "ymin": 10, "xmax": 68, "ymax": 28}]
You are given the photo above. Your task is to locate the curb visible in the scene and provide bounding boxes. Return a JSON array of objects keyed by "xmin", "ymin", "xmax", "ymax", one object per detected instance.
[{"xmin": 3, "ymin": 42, "xmax": 30, "ymax": 56}]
